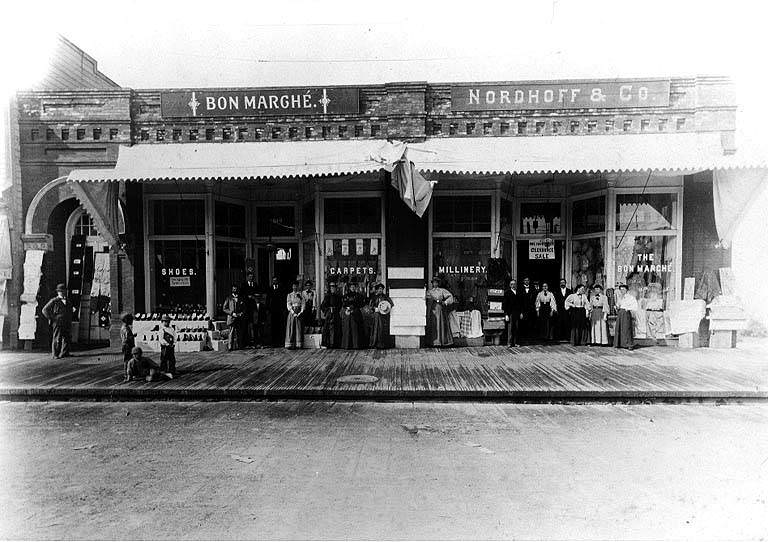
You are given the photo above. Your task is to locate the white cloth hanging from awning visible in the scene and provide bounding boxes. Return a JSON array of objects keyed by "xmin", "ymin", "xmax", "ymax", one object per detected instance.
[{"xmin": 713, "ymin": 167, "xmax": 768, "ymax": 247}]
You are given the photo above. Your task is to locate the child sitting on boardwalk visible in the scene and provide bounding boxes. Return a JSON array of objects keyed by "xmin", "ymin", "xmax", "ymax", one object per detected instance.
[{"xmin": 125, "ymin": 347, "xmax": 173, "ymax": 382}]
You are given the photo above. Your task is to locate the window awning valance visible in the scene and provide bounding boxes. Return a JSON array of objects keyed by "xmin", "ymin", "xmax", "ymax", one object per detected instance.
[{"xmin": 65, "ymin": 132, "xmax": 767, "ymax": 183}]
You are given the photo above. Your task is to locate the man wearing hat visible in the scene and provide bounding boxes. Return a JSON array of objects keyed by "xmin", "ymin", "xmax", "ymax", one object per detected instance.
[
  {"xmin": 125, "ymin": 346, "xmax": 173, "ymax": 382},
  {"xmin": 42, "ymin": 283, "xmax": 73, "ymax": 359}
]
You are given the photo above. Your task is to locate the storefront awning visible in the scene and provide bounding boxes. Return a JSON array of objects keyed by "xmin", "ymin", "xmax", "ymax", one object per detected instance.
[
  {"xmin": 408, "ymin": 132, "xmax": 767, "ymax": 175},
  {"xmin": 65, "ymin": 132, "xmax": 767, "ymax": 183},
  {"xmin": 66, "ymin": 140, "xmax": 383, "ymax": 182}
]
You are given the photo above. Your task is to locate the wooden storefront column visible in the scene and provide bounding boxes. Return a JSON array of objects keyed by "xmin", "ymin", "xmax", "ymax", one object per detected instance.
[{"xmin": 205, "ymin": 188, "xmax": 215, "ymax": 317}]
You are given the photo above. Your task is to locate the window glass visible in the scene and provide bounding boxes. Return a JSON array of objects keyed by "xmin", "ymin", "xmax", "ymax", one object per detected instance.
[
  {"xmin": 255, "ymin": 206, "xmax": 296, "ymax": 237},
  {"xmin": 433, "ymin": 196, "xmax": 491, "ymax": 233},
  {"xmin": 432, "ymin": 237, "xmax": 491, "ymax": 316},
  {"xmin": 75, "ymin": 213, "xmax": 98, "ymax": 237},
  {"xmin": 616, "ymin": 193, "xmax": 676, "ymax": 231},
  {"xmin": 324, "ymin": 238, "xmax": 381, "ymax": 291},
  {"xmin": 302, "ymin": 201, "xmax": 316, "ymax": 236},
  {"xmin": 499, "ymin": 198, "xmax": 513, "ymax": 235},
  {"xmin": 152, "ymin": 200, "xmax": 205, "ymax": 235},
  {"xmin": 215, "ymin": 202, "xmax": 246, "ymax": 238},
  {"xmin": 303, "ymin": 240, "xmax": 316, "ymax": 284},
  {"xmin": 215, "ymin": 241, "xmax": 246, "ymax": 315},
  {"xmin": 572, "ymin": 196, "xmax": 606, "ymax": 235},
  {"xmin": 614, "ymin": 234, "xmax": 677, "ymax": 339},
  {"xmin": 153, "ymin": 240, "xmax": 206, "ymax": 313},
  {"xmin": 571, "ymin": 238, "xmax": 605, "ymax": 289},
  {"xmin": 520, "ymin": 202, "xmax": 562, "ymax": 235},
  {"xmin": 324, "ymin": 197, "xmax": 381, "ymax": 234}
]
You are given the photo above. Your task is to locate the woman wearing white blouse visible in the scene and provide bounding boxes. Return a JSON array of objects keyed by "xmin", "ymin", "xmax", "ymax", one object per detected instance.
[
  {"xmin": 535, "ymin": 282, "xmax": 558, "ymax": 341},
  {"xmin": 588, "ymin": 284, "xmax": 609, "ymax": 345},
  {"xmin": 564, "ymin": 284, "xmax": 590, "ymax": 346},
  {"xmin": 614, "ymin": 284, "xmax": 637, "ymax": 350}
]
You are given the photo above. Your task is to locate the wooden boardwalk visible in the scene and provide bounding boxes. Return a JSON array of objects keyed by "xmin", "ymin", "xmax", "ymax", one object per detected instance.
[{"xmin": 1, "ymin": 343, "xmax": 767, "ymax": 401}]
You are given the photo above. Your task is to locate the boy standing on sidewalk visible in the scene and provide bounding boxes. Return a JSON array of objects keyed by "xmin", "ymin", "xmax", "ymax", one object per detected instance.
[
  {"xmin": 159, "ymin": 315, "xmax": 177, "ymax": 376},
  {"xmin": 120, "ymin": 313, "xmax": 136, "ymax": 372}
]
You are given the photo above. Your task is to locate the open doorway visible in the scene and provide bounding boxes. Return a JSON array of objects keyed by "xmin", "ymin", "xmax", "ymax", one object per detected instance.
[
  {"xmin": 516, "ymin": 240, "xmax": 564, "ymax": 288},
  {"xmin": 255, "ymin": 242, "xmax": 299, "ymax": 290}
]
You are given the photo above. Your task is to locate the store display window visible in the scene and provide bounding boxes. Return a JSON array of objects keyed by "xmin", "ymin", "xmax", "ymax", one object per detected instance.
[
  {"xmin": 520, "ymin": 202, "xmax": 561, "ymax": 235},
  {"xmin": 324, "ymin": 197, "xmax": 381, "ymax": 235},
  {"xmin": 614, "ymin": 234, "xmax": 677, "ymax": 339},
  {"xmin": 151, "ymin": 200, "xmax": 205, "ymax": 235},
  {"xmin": 432, "ymin": 237, "xmax": 490, "ymax": 316},
  {"xmin": 572, "ymin": 196, "xmax": 606, "ymax": 235},
  {"xmin": 153, "ymin": 240, "xmax": 206, "ymax": 312},
  {"xmin": 302, "ymin": 201, "xmax": 316, "ymax": 236},
  {"xmin": 324, "ymin": 237, "xmax": 381, "ymax": 294},
  {"xmin": 616, "ymin": 193, "xmax": 676, "ymax": 231},
  {"xmin": 215, "ymin": 202, "xmax": 246, "ymax": 238},
  {"xmin": 571, "ymin": 238, "xmax": 605, "ymax": 288},
  {"xmin": 215, "ymin": 241, "xmax": 246, "ymax": 314},
  {"xmin": 433, "ymin": 196, "xmax": 491, "ymax": 233},
  {"xmin": 256, "ymin": 206, "xmax": 296, "ymax": 237}
]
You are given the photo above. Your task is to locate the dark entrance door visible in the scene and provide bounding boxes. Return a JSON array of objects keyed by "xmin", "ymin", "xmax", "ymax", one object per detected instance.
[
  {"xmin": 256, "ymin": 242, "xmax": 299, "ymax": 290},
  {"xmin": 516, "ymin": 240, "xmax": 563, "ymax": 288}
]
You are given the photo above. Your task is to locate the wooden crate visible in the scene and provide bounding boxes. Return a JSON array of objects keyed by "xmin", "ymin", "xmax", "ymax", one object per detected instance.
[{"xmin": 709, "ymin": 330, "xmax": 736, "ymax": 349}]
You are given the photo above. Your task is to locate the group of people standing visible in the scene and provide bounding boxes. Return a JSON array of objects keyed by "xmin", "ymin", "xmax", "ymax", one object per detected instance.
[
  {"xmin": 319, "ymin": 281, "xmax": 394, "ymax": 350},
  {"xmin": 502, "ymin": 277, "xmax": 636, "ymax": 350},
  {"xmin": 222, "ymin": 274, "xmax": 318, "ymax": 350}
]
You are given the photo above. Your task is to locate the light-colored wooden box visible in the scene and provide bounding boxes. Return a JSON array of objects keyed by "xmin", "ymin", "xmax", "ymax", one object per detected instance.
[{"xmin": 709, "ymin": 330, "xmax": 736, "ymax": 349}]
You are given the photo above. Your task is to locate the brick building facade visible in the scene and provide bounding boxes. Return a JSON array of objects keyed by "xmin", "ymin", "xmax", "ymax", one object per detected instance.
[{"xmin": 5, "ymin": 43, "xmax": 765, "ymax": 349}]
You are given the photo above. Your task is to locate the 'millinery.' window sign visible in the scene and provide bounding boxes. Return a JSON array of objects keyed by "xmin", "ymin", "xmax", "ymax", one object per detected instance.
[
  {"xmin": 451, "ymin": 80, "xmax": 670, "ymax": 110},
  {"xmin": 161, "ymin": 88, "xmax": 360, "ymax": 117}
]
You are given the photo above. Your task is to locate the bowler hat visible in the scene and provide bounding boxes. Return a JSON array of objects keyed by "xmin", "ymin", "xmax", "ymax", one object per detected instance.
[{"xmin": 55, "ymin": 283, "xmax": 67, "ymax": 292}]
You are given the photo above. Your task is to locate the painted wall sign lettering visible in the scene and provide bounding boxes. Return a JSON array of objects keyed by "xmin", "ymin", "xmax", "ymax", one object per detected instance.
[
  {"xmin": 161, "ymin": 87, "xmax": 359, "ymax": 117},
  {"xmin": 529, "ymin": 240, "xmax": 556, "ymax": 260},
  {"xmin": 451, "ymin": 80, "xmax": 670, "ymax": 111},
  {"xmin": 437, "ymin": 265, "xmax": 487, "ymax": 275}
]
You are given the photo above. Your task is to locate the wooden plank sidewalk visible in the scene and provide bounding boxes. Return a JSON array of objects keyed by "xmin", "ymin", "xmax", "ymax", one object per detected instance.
[{"xmin": 0, "ymin": 342, "xmax": 767, "ymax": 401}]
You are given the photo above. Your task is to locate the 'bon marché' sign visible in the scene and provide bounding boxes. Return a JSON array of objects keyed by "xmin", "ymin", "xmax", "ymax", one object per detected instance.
[
  {"xmin": 451, "ymin": 80, "xmax": 670, "ymax": 111},
  {"xmin": 161, "ymin": 87, "xmax": 360, "ymax": 118}
]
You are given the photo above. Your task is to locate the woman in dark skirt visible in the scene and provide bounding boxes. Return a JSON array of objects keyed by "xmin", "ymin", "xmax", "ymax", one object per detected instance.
[
  {"xmin": 340, "ymin": 282, "xmax": 364, "ymax": 349},
  {"xmin": 564, "ymin": 284, "xmax": 590, "ymax": 346},
  {"xmin": 613, "ymin": 284, "xmax": 637, "ymax": 350},
  {"xmin": 320, "ymin": 282, "xmax": 342, "ymax": 348},
  {"xmin": 369, "ymin": 283, "xmax": 394, "ymax": 349}
]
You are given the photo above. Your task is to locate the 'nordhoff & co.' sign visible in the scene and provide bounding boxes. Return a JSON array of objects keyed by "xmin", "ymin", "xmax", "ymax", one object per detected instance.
[
  {"xmin": 161, "ymin": 88, "xmax": 360, "ymax": 118},
  {"xmin": 451, "ymin": 80, "xmax": 670, "ymax": 111}
]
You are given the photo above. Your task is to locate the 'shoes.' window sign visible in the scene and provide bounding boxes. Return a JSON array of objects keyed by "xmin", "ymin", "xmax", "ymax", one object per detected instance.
[{"xmin": 161, "ymin": 88, "xmax": 360, "ymax": 118}]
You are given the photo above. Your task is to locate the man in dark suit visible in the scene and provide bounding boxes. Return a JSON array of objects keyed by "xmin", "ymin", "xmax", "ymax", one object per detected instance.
[
  {"xmin": 553, "ymin": 277, "xmax": 572, "ymax": 341},
  {"xmin": 41, "ymin": 283, "xmax": 73, "ymax": 359},
  {"xmin": 241, "ymin": 272, "xmax": 263, "ymax": 348},
  {"xmin": 502, "ymin": 279, "xmax": 523, "ymax": 347},
  {"xmin": 520, "ymin": 277, "xmax": 538, "ymax": 341},
  {"xmin": 266, "ymin": 277, "xmax": 285, "ymax": 346}
]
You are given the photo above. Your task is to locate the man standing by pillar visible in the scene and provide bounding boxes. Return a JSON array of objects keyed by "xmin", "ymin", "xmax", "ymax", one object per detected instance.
[
  {"xmin": 553, "ymin": 278, "xmax": 572, "ymax": 342},
  {"xmin": 267, "ymin": 277, "xmax": 285, "ymax": 347},
  {"xmin": 502, "ymin": 279, "xmax": 523, "ymax": 347},
  {"xmin": 41, "ymin": 283, "xmax": 73, "ymax": 359}
]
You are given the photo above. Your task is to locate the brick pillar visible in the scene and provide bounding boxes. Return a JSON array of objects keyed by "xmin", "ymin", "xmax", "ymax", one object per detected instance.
[{"xmin": 384, "ymin": 82, "xmax": 427, "ymax": 140}]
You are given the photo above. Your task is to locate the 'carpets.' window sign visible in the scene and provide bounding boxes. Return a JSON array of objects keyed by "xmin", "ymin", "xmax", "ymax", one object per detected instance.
[{"xmin": 325, "ymin": 238, "xmax": 380, "ymax": 278}]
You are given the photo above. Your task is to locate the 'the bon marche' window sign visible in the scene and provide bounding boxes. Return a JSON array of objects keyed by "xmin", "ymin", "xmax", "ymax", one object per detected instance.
[
  {"xmin": 451, "ymin": 80, "xmax": 670, "ymax": 111},
  {"xmin": 161, "ymin": 87, "xmax": 360, "ymax": 118}
]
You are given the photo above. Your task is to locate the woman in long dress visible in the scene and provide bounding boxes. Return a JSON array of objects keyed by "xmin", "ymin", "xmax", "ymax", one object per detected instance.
[
  {"xmin": 613, "ymin": 284, "xmax": 637, "ymax": 350},
  {"xmin": 340, "ymin": 282, "xmax": 364, "ymax": 349},
  {"xmin": 564, "ymin": 284, "xmax": 590, "ymax": 346},
  {"xmin": 588, "ymin": 284, "xmax": 609, "ymax": 345},
  {"xmin": 320, "ymin": 282, "xmax": 342, "ymax": 348},
  {"xmin": 284, "ymin": 281, "xmax": 305, "ymax": 349},
  {"xmin": 535, "ymin": 282, "xmax": 558, "ymax": 342},
  {"xmin": 426, "ymin": 278, "xmax": 454, "ymax": 347},
  {"xmin": 369, "ymin": 283, "xmax": 394, "ymax": 349}
]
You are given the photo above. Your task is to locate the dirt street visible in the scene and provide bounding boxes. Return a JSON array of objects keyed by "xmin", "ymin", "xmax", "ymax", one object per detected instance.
[{"xmin": 1, "ymin": 401, "xmax": 767, "ymax": 540}]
